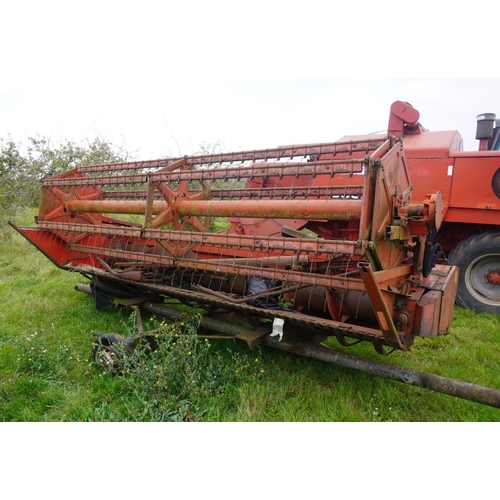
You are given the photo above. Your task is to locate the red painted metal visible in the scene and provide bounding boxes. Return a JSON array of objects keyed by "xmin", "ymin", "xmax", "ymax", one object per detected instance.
[{"xmin": 388, "ymin": 101, "xmax": 426, "ymax": 136}]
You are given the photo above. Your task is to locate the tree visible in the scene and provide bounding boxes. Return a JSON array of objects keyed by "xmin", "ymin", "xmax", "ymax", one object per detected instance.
[
  {"xmin": 0, "ymin": 135, "xmax": 131, "ymax": 236},
  {"xmin": 26, "ymin": 136, "xmax": 131, "ymax": 177},
  {"xmin": 0, "ymin": 139, "xmax": 28, "ymax": 217},
  {"xmin": 23, "ymin": 136, "xmax": 131, "ymax": 206}
]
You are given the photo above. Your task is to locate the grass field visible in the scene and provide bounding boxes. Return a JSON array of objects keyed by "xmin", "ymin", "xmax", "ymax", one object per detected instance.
[{"xmin": 1, "ymin": 212, "xmax": 499, "ymax": 422}]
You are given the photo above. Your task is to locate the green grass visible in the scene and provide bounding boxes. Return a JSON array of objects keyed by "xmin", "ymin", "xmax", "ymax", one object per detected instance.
[{"xmin": 1, "ymin": 211, "xmax": 500, "ymax": 421}]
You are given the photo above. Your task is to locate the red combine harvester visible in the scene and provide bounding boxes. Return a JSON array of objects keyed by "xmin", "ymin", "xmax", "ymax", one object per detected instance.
[
  {"xmin": 387, "ymin": 103, "xmax": 500, "ymax": 315},
  {"xmin": 10, "ymin": 101, "xmax": 500, "ymax": 407}
]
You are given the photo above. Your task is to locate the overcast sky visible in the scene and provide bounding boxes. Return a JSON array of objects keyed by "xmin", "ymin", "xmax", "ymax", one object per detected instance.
[{"xmin": 2, "ymin": 2, "xmax": 499, "ymax": 160}]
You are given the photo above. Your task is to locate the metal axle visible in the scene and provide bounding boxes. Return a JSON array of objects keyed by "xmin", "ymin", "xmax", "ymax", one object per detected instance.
[{"xmin": 265, "ymin": 338, "xmax": 500, "ymax": 409}]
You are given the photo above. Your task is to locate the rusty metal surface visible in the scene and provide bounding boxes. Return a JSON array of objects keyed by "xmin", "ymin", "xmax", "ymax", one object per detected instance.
[
  {"xmin": 358, "ymin": 262, "xmax": 404, "ymax": 350},
  {"xmin": 71, "ymin": 139, "xmax": 386, "ymax": 175},
  {"xmin": 82, "ymin": 268, "xmax": 390, "ymax": 345},
  {"xmin": 66, "ymin": 198, "xmax": 364, "ymax": 221},
  {"xmin": 42, "ymin": 158, "xmax": 367, "ymax": 188},
  {"xmin": 100, "ymin": 186, "xmax": 365, "ymax": 200}
]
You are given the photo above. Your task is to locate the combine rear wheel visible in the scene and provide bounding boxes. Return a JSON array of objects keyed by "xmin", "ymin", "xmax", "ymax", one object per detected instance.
[{"xmin": 448, "ymin": 232, "xmax": 500, "ymax": 314}]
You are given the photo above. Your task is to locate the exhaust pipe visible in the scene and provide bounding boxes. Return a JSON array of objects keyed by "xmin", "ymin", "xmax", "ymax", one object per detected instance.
[{"xmin": 476, "ymin": 113, "xmax": 496, "ymax": 151}]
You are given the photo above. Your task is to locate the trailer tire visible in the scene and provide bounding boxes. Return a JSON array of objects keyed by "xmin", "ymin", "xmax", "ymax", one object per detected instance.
[
  {"xmin": 92, "ymin": 341, "xmax": 125, "ymax": 375},
  {"xmin": 448, "ymin": 232, "xmax": 500, "ymax": 314}
]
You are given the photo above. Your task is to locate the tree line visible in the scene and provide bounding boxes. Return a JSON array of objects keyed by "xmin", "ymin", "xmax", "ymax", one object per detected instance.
[{"xmin": 0, "ymin": 136, "xmax": 130, "ymax": 226}]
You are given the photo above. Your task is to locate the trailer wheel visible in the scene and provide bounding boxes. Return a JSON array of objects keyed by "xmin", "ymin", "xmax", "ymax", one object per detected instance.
[
  {"xmin": 448, "ymin": 232, "xmax": 500, "ymax": 314},
  {"xmin": 92, "ymin": 342, "xmax": 124, "ymax": 375},
  {"xmin": 91, "ymin": 333, "xmax": 133, "ymax": 375}
]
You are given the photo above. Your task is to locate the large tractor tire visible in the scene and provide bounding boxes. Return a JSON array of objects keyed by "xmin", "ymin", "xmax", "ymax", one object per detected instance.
[{"xmin": 448, "ymin": 232, "xmax": 500, "ymax": 314}]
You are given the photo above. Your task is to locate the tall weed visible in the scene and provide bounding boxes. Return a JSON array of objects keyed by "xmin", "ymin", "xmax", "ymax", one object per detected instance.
[{"xmin": 92, "ymin": 311, "xmax": 264, "ymax": 421}]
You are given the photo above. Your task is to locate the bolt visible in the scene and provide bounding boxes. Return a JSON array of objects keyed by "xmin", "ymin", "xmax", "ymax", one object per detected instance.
[{"xmin": 398, "ymin": 313, "xmax": 409, "ymax": 325}]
